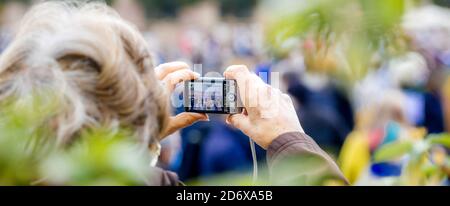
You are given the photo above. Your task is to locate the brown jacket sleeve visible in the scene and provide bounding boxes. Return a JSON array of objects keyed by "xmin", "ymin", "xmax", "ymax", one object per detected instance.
[
  {"xmin": 148, "ymin": 167, "xmax": 183, "ymax": 186},
  {"xmin": 266, "ymin": 132, "xmax": 349, "ymax": 185}
]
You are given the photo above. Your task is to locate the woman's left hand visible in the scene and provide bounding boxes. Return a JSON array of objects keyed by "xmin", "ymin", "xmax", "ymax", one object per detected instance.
[{"xmin": 155, "ymin": 62, "xmax": 209, "ymax": 139}]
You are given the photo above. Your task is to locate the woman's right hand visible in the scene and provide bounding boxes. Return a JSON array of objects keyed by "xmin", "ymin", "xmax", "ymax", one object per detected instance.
[
  {"xmin": 155, "ymin": 62, "xmax": 209, "ymax": 140},
  {"xmin": 224, "ymin": 65, "xmax": 305, "ymax": 149}
]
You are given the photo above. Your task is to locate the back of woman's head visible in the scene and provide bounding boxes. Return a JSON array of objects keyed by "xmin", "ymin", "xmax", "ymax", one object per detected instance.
[{"xmin": 0, "ymin": 1, "xmax": 169, "ymax": 152}]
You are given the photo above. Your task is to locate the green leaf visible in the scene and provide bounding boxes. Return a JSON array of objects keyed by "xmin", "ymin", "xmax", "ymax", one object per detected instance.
[
  {"xmin": 427, "ymin": 134, "xmax": 450, "ymax": 148},
  {"xmin": 374, "ymin": 141, "xmax": 413, "ymax": 162}
]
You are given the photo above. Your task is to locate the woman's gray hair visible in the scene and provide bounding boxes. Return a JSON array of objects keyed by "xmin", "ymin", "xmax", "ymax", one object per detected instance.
[{"xmin": 0, "ymin": 1, "xmax": 170, "ymax": 155}]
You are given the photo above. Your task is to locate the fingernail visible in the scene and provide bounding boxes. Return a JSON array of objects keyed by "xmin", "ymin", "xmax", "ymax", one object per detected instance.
[{"xmin": 193, "ymin": 72, "xmax": 201, "ymax": 78}]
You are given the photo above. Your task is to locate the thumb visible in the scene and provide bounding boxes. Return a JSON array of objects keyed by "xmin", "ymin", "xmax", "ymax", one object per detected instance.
[
  {"xmin": 171, "ymin": 112, "xmax": 209, "ymax": 129},
  {"xmin": 226, "ymin": 114, "xmax": 251, "ymax": 132},
  {"xmin": 161, "ymin": 113, "xmax": 209, "ymax": 139}
]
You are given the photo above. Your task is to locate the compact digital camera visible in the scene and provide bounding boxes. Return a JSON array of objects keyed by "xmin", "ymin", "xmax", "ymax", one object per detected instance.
[{"xmin": 184, "ymin": 77, "xmax": 243, "ymax": 114}]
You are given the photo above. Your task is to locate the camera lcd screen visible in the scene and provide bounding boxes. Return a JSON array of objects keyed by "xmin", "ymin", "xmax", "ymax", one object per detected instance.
[
  {"xmin": 190, "ymin": 81, "xmax": 224, "ymax": 112},
  {"xmin": 184, "ymin": 78, "xmax": 241, "ymax": 114}
]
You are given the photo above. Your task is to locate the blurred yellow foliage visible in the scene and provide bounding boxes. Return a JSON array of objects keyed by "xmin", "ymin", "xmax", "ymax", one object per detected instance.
[{"xmin": 338, "ymin": 130, "xmax": 370, "ymax": 184}]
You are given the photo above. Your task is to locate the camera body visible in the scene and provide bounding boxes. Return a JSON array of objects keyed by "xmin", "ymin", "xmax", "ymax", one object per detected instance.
[{"xmin": 184, "ymin": 77, "xmax": 243, "ymax": 114}]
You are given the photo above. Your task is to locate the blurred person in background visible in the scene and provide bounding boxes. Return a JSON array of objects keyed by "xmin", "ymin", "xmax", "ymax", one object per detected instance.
[
  {"xmin": 282, "ymin": 69, "xmax": 354, "ymax": 156},
  {"xmin": 339, "ymin": 90, "xmax": 427, "ymax": 185},
  {"xmin": 278, "ymin": 38, "xmax": 355, "ymax": 157},
  {"xmin": 336, "ymin": 4, "xmax": 450, "ymax": 184},
  {"xmin": 402, "ymin": 5, "xmax": 450, "ymax": 133}
]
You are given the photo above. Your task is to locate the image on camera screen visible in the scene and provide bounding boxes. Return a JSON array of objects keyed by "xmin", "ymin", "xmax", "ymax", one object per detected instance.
[{"xmin": 190, "ymin": 81, "xmax": 224, "ymax": 112}]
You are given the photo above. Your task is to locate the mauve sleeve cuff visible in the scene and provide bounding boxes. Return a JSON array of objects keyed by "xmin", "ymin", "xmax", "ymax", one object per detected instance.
[
  {"xmin": 148, "ymin": 167, "xmax": 182, "ymax": 186},
  {"xmin": 267, "ymin": 132, "xmax": 319, "ymax": 162},
  {"xmin": 266, "ymin": 132, "xmax": 349, "ymax": 185}
]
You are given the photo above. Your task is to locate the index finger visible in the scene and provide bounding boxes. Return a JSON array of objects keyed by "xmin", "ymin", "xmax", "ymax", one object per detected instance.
[
  {"xmin": 224, "ymin": 65, "xmax": 264, "ymax": 109},
  {"xmin": 163, "ymin": 69, "xmax": 200, "ymax": 92},
  {"xmin": 155, "ymin": 61, "xmax": 190, "ymax": 80},
  {"xmin": 223, "ymin": 65, "xmax": 252, "ymax": 85}
]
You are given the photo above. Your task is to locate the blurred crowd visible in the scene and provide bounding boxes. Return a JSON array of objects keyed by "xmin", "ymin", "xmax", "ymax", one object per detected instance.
[{"xmin": 0, "ymin": 0, "xmax": 449, "ymax": 185}]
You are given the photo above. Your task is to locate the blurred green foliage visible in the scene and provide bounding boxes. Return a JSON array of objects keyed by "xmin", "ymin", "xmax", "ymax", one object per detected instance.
[
  {"xmin": 0, "ymin": 93, "xmax": 60, "ymax": 185},
  {"xmin": 40, "ymin": 128, "xmax": 151, "ymax": 186},
  {"xmin": 267, "ymin": 0, "xmax": 420, "ymax": 85},
  {"xmin": 374, "ymin": 134, "xmax": 450, "ymax": 185},
  {"xmin": 0, "ymin": 93, "xmax": 151, "ymax": 186},
  {"xmin": 374, "ymin": 141, "xmax": 414, "ymax": 162}
]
